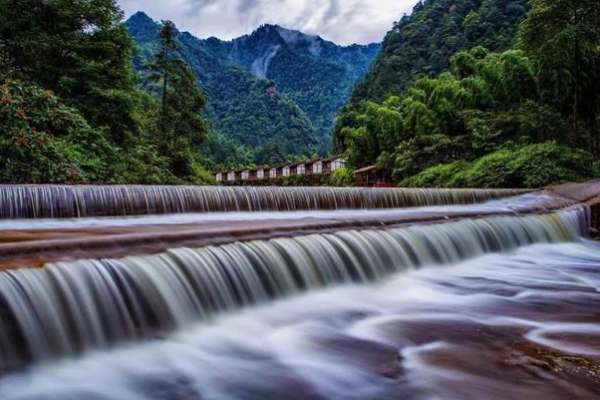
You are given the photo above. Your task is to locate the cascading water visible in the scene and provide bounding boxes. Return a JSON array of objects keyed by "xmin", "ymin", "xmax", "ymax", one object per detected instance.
[
  {"xmin": 0, "ymin": 185, "xmax": 529, "ymax": 218},
  {"xmin": 0, "ymin": 209, "xmax": 587, "ymax": 372},
  {"xmin": 0, "ymin": 183, "xmax": 598, "ymax": 400}
]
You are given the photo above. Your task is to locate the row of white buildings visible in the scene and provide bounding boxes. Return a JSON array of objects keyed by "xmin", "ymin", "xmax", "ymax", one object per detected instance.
[{"xmin": 214, "ymin": 156, "xmax": 346, "ymax": 183}]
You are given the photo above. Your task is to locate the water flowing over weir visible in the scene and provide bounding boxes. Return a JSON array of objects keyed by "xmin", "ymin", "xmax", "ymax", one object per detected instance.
[
  {"xmin": 0, "ymin": 209, "xmax": 587, "ymax": 372},
  {"xmin": 0, "ymin": 185, "xmax": 528, "ymax": 218}
]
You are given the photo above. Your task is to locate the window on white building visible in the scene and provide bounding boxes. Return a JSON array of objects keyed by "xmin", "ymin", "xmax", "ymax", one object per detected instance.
[
  {"xmin": 331, "ymin": 159, "xmax": 345, "ymax": 171},
  {"xmin": 313, "ymin": 162, "xmax": 323, "ymax": 174}
]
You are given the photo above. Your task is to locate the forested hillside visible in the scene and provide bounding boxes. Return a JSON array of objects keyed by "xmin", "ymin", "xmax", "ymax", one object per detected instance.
[
  {"xmin": 336, "ymin": 0, "xmax": 600, "ymax": 188},
  {"xmin": 335, "ymin": 0, "xmax": 529, "ymax": 149},
  {"xmin": 350, "ymin": 0, "xmax": 529, "ymax": 106},
  {"xmin": 197, "ymin": 24, "xmax": 380, "ymax": 141},
  {"xmin": 126, "ymin": 13, "xmax": 379, "ymax": 167},
  {"xmin": 0, "ymin": 0, "xmax": 213, "ymax": 184}
]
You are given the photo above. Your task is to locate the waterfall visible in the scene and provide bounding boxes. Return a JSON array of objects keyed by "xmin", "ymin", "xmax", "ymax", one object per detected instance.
[
  {"xmin": 0, "ymin": 185, "xmax": 529, "ymax": 219},
  {"xmin": 0, "ymin": 209, "xmax": 586, "ymax": 372}
]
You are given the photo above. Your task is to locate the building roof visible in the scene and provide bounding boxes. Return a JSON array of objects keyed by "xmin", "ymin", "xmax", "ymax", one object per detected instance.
[
  {"xmin": 314, "ymin": 154, "xmax": 344, "ymax": 163},
  {"xmin": 354, "ymin": 165, "xmax": 377, "ymax": 174}
]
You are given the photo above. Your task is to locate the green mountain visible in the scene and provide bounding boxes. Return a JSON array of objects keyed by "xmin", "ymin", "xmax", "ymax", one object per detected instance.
[
  {"xmin": 335, "ymin": 0, "xmax": 600, "ymax": 188},
  {"xmin": 125, "ymin": 12, "xmax": 380, "ymax": 166},
  {"xmin": 335, "ymin": 0, "xmax": 530, "ymax": 147}
]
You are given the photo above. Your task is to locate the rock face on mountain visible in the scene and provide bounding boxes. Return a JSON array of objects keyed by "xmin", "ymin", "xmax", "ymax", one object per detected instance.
[{"xmin": 125, "ymin": 12, "xmax": 380, "ymax": 165}]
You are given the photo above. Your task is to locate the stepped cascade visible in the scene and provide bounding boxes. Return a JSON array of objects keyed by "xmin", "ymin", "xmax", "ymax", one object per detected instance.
[
  {"xmin": 0, "ymin": 186, "xmax": 528, "ymax": 219},
  {"xmin": 0, "ymin": 209, "xmax": 587, "ymax": 372},
  {"xmin": 0, "ymin": 184, "xmax": 598, "ymax": 400}
]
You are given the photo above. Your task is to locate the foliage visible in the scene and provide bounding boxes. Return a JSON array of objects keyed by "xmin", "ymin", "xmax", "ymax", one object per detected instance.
[
  {"xmin": 519, "ymin": 0, "xmax": 600, "ymax": 149},
  {"xmin": 329, "ymin": 168, "xmax": 355, "ymax": 187},
  {"xmin": 402, "ymin": 143, "xmax": 599, "ymax": 188},
  {"xmin": 335, "ymin": 0, "xmax": 530, "ymax": 148},
  {"xmin": 0, "ymin": 0, "xmax": 140, "ymax": 143},
  {"xmin": 201, "ymin": 131, "xmax": 255, "ymax": 170},
  {"xmin": 341, "ymin": 47, "xmax": 540, "ymax": 171},
  {"xmin": 125, "ymin": 14, "xmax": 379, "ymax": 166},
  {"xmin": 147, "ymin": 21, "xmax": 210, "ymax": 179},
  {"xmin": 0, "ymin": 78, "xmax": 113, "ymax": 183},
  {"xmin": 399, "ymin": 161, "xmax": 468, "ymax": 188},
  {"xmin": 340, "ymin": 14, "xmax": 600, "ymax": 189},
  {"xmin": 0, "ymin": 1, "xmax": 213, "ymax": 184}
]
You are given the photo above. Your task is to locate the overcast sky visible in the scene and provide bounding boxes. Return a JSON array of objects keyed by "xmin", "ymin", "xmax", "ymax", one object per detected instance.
[{"xmin": 118, "ymin": 0, "xmax": 417, "ymax": 45}]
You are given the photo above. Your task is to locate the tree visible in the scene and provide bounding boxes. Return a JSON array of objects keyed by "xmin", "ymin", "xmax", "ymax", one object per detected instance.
[
  {"xmin": 153, "ymin": 21, "xmax": 179, "ymax": 111},
  {"xmin": 0, "ymin": 0, "xmax": 140, "ymax": 143},
  {"xmin": 148, "ymin": 21, "xmax": 209, "ymax": 179},
  {"xmin": 520, "ymin": 0, "xmax": 600, "ymax": 148}
]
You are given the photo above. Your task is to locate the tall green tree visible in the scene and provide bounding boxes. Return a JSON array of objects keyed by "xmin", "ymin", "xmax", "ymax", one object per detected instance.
[
  {"xmin": 520, "ymin": 0, "xmax": 600, "ymax": 148},
  {"xmin": 148, "ymin": 21, "xmax": 209, "ymax": 179},
  {"xmin": 153, "ymin": 21, "xmax": 178, "ymax": 111}
]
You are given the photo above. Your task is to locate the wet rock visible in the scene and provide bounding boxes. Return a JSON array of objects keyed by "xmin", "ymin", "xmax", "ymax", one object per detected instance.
[
  {"xmin": 133, "ymin": 374, "xmax": 202, "ymax": 400},
  {"xmin": 507, "ymin": 339, "xmax": 600, "ymax": 392}
]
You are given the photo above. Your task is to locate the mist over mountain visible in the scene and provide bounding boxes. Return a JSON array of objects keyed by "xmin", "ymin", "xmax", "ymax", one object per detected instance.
[{"xmin": 125, "ymin": 12, "xmax": 380, "ymax": 166}]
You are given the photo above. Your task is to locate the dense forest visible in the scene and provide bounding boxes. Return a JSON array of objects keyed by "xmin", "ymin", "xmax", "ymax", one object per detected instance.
[
  {"xmin": 0, "ymin": 1, "xmax": 376, "ymax": 184},
  {"xmin": 126, "ymin": 13, "xmax": 379, "ymax": 168},
  {"xmin": 336, "ymin": 0, "xmax": 600, "ymax": 188},
  {"xmin": 1, "ymin": 0, "xmax": 598, "ymax": 187},
  {"xmin": 0, "ymin": 0, "xmax": 214, "ymax": 184}
]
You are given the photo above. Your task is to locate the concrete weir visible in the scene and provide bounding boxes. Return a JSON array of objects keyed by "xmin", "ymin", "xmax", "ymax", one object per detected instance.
[
  {"xmin": 545, "ymin": 180, "xmax": 600, "ymax": 231},
  {"xmin": 0, "ymin": 182, "xmax": 598, "ymax": 270}
]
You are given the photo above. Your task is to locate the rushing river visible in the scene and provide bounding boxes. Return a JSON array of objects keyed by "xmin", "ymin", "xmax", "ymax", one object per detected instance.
[
  {"xmin": 0, "ymin": 188, "xmax": 598, "ymax": 399},
  {"xmin": 0, "ymin": 240, "xmax": 599, "ymax": 400}
]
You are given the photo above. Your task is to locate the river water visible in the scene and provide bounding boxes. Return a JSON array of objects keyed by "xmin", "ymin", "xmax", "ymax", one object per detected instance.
[
  {"xmin": 0, "ymin": 240, "xmax": 599, "ymax": 400},
  {"xmin": 0, "ymin": 191, "xmax": 597, "ymax": 399}
]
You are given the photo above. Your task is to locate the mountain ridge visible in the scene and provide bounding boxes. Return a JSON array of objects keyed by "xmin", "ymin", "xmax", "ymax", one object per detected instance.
[{"xmin": 125, "ymin": 12, "xmax": 380, "ymax": 166}]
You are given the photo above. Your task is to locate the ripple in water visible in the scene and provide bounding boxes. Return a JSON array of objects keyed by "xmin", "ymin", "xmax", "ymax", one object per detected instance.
[{"xmin": 1, "ymin": 241, "xmax": 599, "ymax": 400}]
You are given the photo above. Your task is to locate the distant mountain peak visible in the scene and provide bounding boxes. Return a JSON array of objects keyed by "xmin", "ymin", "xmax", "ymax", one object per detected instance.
[
  {"xmin": 124, "ymin": 11, "xmax": 159, "ymax": 43},
  {"xmin": 274, "ymin": 26, "xmax": 324, "ymax": 55},
  {"xmin": 127, "ymin": 11, "xmax": 155, "ymax": 26}
]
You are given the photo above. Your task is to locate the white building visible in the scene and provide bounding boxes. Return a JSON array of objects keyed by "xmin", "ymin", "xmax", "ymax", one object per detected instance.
[
  {"xmin": 312, "ymin": 161, "xmax": 323, "ymax": 174},
  {"xmin": 330, "ymin": 158, "xmax": 346, "ymax": 171}
]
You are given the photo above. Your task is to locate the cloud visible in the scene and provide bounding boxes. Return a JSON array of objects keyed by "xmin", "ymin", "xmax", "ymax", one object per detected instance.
[{"xmin": 118, "ymin": 0, "xmax": 417, "ymax": 45}]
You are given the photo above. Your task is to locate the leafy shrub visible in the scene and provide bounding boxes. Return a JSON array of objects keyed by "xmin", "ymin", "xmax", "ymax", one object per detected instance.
[
  {"xmin": 0, "ymin": 78, "xmax": 114, "ymax": 183},
  {"xmin": 328, "ymin": 168, "xmax": 355, "ymax": 187},
  {"xmin": 400, "ymin": 162, "xmax": 468, "ymax": 188},
  {"xmin": 453, "ymin": 143, "xmax": 598, "ymax": 188},
  {"xmin": 401, "ymin": 142, "xmax": 598, "ymax": 188}
]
